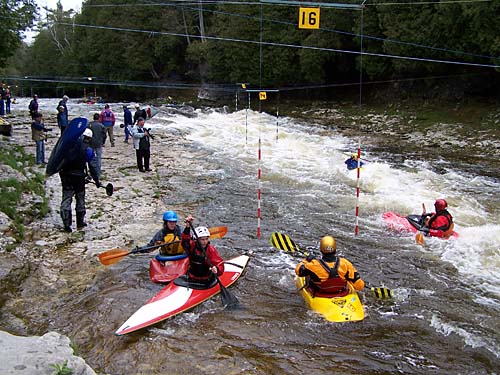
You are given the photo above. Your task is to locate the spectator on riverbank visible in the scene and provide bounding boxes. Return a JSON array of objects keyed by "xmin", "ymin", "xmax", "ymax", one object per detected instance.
[
  {"xmin": 87, "ymin": 113, "xmax": 107, "ymax": 178},
  {"xmin": 28, "ymin": 95, "xmax": 38, "ymax": 119},
  {"xmin": 56, "ymin": 105, "xmax": 68, "ymax": 134},
  {"xmin": 57, "ymin": 95, "xmax": 69, "ymax": 117},
  {"xmin": 31, "ymin": 112, "xmax": 49, "ymax": 164},
  {"xmin": 123, "ymin": 105, "xmax": 133, "ymax": 143},
  {"xmin": 133, "ymin": 104, "xmax": 147, "ymax": 125},
  {"xmin": 99, "ymin": 104, "xmax": 116, "ymax": 147},
  {"xmin": 131, "ymin": 117, "xmax": 152, "ymax": 172}
]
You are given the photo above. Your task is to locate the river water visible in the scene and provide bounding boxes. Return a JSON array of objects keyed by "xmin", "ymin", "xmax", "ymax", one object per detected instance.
[{"xmin": 3, "ymin": 98, "xmax": 500, "ymax": 374}]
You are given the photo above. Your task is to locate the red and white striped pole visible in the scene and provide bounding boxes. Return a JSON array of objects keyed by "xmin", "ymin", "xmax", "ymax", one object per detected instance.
[
  {"xmin": 257, "ymin": 121, "xmax": 262, "ymax": 238},
  {"xmin": 355, "ymin": 142, "xmax": 361, "ymax": 236}
]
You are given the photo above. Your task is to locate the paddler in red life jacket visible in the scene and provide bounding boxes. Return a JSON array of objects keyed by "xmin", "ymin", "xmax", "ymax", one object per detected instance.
[
  {"xmin": 423, "ymin": 199, "xmax": 454, "ymax": 238},
  {"xmin": 181, "ymin": 215, "xmax": 224, "ymax": 282},
  {"xmin": 295, "ymin": 235, "xmax": 365, "ymax": 297},
  {"xmin": 146, "ymin": 210, "xmax": 184, "ymax": 255}
]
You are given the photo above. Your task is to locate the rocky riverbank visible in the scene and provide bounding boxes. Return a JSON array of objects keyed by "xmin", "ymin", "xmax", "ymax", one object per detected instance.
[{"xmin": 0, "ymin": 105, "xmax": 186, "ymax": 374}]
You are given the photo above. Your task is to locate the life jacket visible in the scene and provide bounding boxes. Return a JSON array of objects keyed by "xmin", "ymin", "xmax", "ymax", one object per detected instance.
[
  {"xmin": 188, "ymin": 245, "xmax": 212, "ymax": 280},
  {"xmin": 101, "ymin": 110, "xmax": 114, "ymax": 123},
  {"xmin": 427, "ymin": 210, "xmax": 453, "ymax": 232},
  {"xmin": 159, "ymin": 231, "xmax": 183, "ymax": 255},
  {"xmin": 308, "ymin": 257, "xmax": 349, "ymax": 297}
]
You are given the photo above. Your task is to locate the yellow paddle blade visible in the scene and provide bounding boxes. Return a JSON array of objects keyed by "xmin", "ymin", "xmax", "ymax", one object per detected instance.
[
  {"xmin": 416, "ymin": 232, "xmax": 425, "ymax": 246},
  {"xmin": 269, "ymin": 232, "xmax": 300, "ymax": 253},
  {"xmin": 371, "ymin": 287, "xmax": 392, "ymax": 300},
  {"xmin": 209, "ymin": 226, "xmax": 228, "ymax": 239},
  {"xmin": 98, "ymin": 248, "xmax": 131, "ymax": 266}
]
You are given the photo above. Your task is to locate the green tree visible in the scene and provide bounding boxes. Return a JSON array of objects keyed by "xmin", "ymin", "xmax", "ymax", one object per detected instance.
[{"xmin": 0, "ymin": 0, "xmax": 37, "ymax": 68}]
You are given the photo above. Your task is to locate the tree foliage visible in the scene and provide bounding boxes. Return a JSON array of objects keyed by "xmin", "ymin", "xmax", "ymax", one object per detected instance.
[
  {"xmin": 0, "ymin": 0, "xmax": 37, "ymax": 67},
  {"xmin": 4, "ymin": 0, "xmax": 499, "ymax": 99}
]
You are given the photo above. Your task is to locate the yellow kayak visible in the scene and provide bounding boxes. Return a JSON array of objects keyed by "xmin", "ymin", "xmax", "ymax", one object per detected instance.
[{"xmin": 295, "ymin": 277, "xmax": 365, "ymax": 322}]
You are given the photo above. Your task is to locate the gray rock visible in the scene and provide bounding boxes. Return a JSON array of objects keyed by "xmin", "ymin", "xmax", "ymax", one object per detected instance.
[{"xmin": 0, "ymin": 331, "xmax": 96, "ymax": 375}]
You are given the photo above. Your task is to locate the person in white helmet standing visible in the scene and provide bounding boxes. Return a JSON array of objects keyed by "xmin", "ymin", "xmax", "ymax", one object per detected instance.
[
  {"xmin": 181, "ymin": 215, "xmax": 224, "ymax": 285},
  {"xmin": 58, "ymin": 128, "xmax": 101, "ymax": 233}
]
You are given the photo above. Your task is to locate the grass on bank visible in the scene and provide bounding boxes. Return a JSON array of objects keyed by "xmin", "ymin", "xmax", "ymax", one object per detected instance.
[{"xmin": 0, "ymin": 144, "xmax": 49, "ymax": 247}]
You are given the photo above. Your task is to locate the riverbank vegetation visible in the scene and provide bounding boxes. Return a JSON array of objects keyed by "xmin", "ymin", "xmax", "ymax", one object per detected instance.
[
  {"xmin": 2, "ymin": 0, "xmax": 499, "ymax": 102},
  {"xmin": 0, "ymin": 144, "xmax": 49, "ymax": 247}
]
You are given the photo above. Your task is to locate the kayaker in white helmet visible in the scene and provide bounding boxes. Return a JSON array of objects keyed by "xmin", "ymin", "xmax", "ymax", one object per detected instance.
[
  {"xmin": 182, "ymin": 215, "xmax": 224, "ymax": 284},
  {"xmin": 295, "ymin": 235, "xmax": 365, "ymax": 296}
]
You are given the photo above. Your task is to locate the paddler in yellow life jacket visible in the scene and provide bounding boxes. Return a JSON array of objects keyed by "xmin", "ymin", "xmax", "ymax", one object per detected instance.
[
  {"xmin": 295, "ymin": 235, "xmax": 365, "ymax": 297},
  {"xmin": 146, "ymin": 210, "xmax": 184, "ymax": 255}
]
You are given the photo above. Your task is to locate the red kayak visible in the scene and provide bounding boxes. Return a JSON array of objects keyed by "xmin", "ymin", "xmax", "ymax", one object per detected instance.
[
  {"xmin": 116, "ymin": 255, "xmax": 249, "ymax": 335},
  {"xmin": 382, "ymin": 212, "xmax": 459, "ymax": 238},
  {"xmin": 149, "ymin": 254, "xmax": 189, "ymax": 284}
]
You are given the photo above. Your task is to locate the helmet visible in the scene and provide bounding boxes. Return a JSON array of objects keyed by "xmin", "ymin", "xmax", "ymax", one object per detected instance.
[
  {"xmin": 63, "ymin": 95, "xmax": 69, "ymax": 100},
  {"xmin": 434, "ymin": 199, "xmax": 448, "ymax": 212},
  {"xmin": 83, "ymin": 128, "xmax": 93, "ymax": 138},
  {"xmin": 320, "ymin": 236, "xmax": 337, "ymax": 254},
  {"xmin": 162, "ymin": 210, "xmax": 178, "ymax": 222},
  {"xmin": 351, "ymin": 153, "xmax": 359, "ymax": 160},
  {"xmin": 194, "ymin": 226, "xmax": 210, "ymax": 238},
  {"xmin": 135, "ymin": 104, "xmax": 140, "ymax": 108}
]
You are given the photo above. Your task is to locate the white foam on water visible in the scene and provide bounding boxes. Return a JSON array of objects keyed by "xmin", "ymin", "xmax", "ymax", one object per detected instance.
[{"xmin": 431, "ymin": 314, "xmax": 500, "ymax": 358}]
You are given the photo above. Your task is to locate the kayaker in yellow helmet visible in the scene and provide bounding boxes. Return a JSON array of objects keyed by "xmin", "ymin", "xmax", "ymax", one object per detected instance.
[
  {"xmin": 295, "ymin": 235, "xmax": 365, "ymax": 296},
  {"xmin": 345, "ymin": 153, "xmax": 364, "ymax": 170}
]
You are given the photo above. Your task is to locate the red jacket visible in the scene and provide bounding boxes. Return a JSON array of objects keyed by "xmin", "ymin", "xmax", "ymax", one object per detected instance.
[
  {"xmin": 181, "ymin": 232, "xmax": 224, "ymax": 277},
  {"xmin": 428, "ymin": 210, "xmax": 453, "ymax": 238}
]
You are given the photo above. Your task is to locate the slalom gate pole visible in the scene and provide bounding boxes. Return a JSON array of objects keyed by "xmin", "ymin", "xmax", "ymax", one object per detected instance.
[
  {"xmin": 355, "ymin": 142, "xmax": 361, "ymax": 236},
  {"xmin": 245, "ymin": 92, "xmax": 250, "ymax": 145},
  {"xmin": 276, "ymin": 92, "xmax": 280, "ymax": 142},
  {"xmin": 257, "ymin": 110, "xmax": 262, "ymax": 238}
]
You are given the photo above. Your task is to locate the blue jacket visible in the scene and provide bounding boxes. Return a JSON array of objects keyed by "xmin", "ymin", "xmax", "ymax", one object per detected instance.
[
  {"xmin": 124, "ymin": 108, "xmax": 133, "ymax": 126},
  {"xmin": 345, "ymin": 158, "xmax": 364, "ymax": 170}
]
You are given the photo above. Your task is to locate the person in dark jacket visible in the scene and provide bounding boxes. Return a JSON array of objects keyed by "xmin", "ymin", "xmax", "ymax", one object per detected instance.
[
  {"xmin": 146, "ymin": 211, "xmax": 184, "ymax": 255},
  {"xmin": 56, "ymin": 105, "xmax": 68, "ymax": 134},
  {"xmin": 133, "ymin": 104, "xmax": 147, "ymax": 125},
  {"xmin": 31, "ymin": 112, "xmax": 49, "ymax": 164},
  {"xmin": 87, "ymin": 113, "xmax": 107, "ymax": 179},
  {"xmin": 123, "ymin": 105, "xmax": 133, "ymax": 143},
  {"xmin": 181, "ymin": 215, "xmax": 224, "ymax": 283},
  {"xmin": 295, "ymin": 235, "xmax": 365, "ymax": 296},
  {"xmin": 131, "ymin": 117, "xmax": 152, "ymax": 172},
  {"xmin": 28, "ymin": 94, "xmax": 39, "ymax": 119},
  {"xmin": 59, "ymin": 128, "xmax": 100, "ymax": 232},
  {"xmin": 57, "ymin": 95, "xmax": 69, "ymax": 117}
]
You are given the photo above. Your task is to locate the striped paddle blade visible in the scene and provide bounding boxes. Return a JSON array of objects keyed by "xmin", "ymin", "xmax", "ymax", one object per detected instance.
[
  {"xmin": 371, "ymin": 287, "xmax": 392, "ymax": 300},
  {"xmin": 270, "ymin": 232, "xmax": 300, "ymax": 254}
]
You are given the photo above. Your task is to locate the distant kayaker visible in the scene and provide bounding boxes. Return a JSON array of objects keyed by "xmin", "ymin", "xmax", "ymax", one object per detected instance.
[
  {"xmin": 422, "ymin": 199, "xmax": 454, "ymax": 238},
  {"xmin": 345, "ymin": 153, "xmax": 364, "ymax": 170},
  {"xmin": 295, "ymin": 235, "xmax": 365, "ymax": 296},
  {"xmin": 181, "ymin": 215, "xmax": 224, "ymax": 284},
  {"xmin": 146, "ymin": 210, "xmax": 184, "ymax": 255}
]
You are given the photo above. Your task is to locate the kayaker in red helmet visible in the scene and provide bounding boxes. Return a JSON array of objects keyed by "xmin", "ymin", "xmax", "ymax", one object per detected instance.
[
  {"xmin": 295, "ymin": 235, "xmax": 365, "ymax": 296},
  {"xmin": 422, "ymin": 199, "xmax": 454, "ymax": 238},
  {"xmin": 182, "ymin": 215, "xmax": 224, "ymax": 284}
]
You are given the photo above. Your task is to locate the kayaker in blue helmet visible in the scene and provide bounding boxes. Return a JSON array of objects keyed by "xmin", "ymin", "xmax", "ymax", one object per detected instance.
[
  {"xmin": 345, "ymin": 153, "xmax": 364, "ymax": 170},
  {"xmin": 295, "ymin": 235, "xmax": 365, "ymax": 296},
  {"xmin": 146, "ymin": 210, "xmax": 184, "ymax": 255},
  {"xmin": 181, "ymin": 215, "xmax": 224, "ymax": 283}
]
